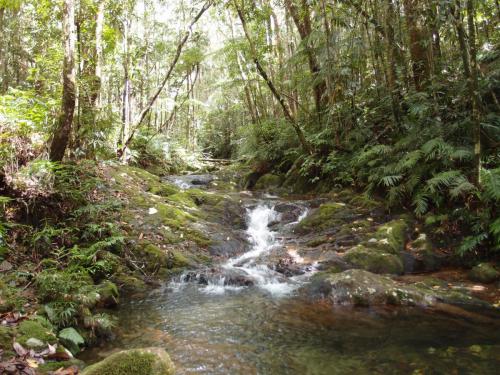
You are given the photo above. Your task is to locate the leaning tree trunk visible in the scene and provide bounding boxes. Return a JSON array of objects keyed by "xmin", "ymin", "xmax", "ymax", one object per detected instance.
[
  {"xmin": 49, "ymin": 0, "xmax": 77, "ymax": 162},
  {"xmin": 235, "ymin": 1, "xmax": 311, "ymax": 154},
  {"xmin": 284, "ymin": 0, "xmax": 327, "ymax": 116}
]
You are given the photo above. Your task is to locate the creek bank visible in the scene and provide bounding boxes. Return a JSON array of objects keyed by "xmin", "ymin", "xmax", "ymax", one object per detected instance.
[
  {"xmin": 245, "ymin": 170, "xmax": 500, "ymax": 312},
  {"xmin": 0, "ymin": 162, "xmax": 248, "ymax": 373}
]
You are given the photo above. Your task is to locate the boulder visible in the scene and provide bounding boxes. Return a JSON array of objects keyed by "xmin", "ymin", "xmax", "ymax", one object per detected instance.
[
  {"xmin": 344, "ymin": 245, "xmax": 404, "ymax": 275},
  {"xmin": 469, "ymin": 263, "xmax": 500, "ymax": 284},
  {"xmin": 305, "ymin": 269, "xmax": 490, "ymax": 308},
  {"xmin": 254, "ymin": 174, "xmax": 283, "ymax": 190},
  {"xmin": 307, "ymin": 269, "xmax": 430, "ymax": 306},
  {"xmin": 81, "ymin": 347, "xmax": 175, "ymax": 375}
]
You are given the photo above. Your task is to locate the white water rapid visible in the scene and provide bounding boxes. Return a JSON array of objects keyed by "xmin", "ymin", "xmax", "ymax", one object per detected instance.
[
  {"xmin": 199, "ymin": 204, "xmax": 301, "ymax": 296},
  {"xmin": 173, "ymin": 201, "xmax": 312, "ymax": 297}
]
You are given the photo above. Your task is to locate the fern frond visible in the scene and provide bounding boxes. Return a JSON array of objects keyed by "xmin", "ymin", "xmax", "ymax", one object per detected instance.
[
  {"xmin": 450, "ymin": 148, "xmax": 473, "ymax": 161},
  {"xmin": 413, "ymin": 191, "xmax": 431, "ymax": 216},
  {"xmin": 457, "ymin": 233, "xmax": 488, "ymax": 256},
  {"xmin": 449, "ymin": 176, "xmax": 477, "ymax": 198},
  {"xmin": 426, "ymin": 170, "xmax": 463, "ymax": 193},
  {"xmin": 395, "ymin": 151, "xmax": 422, "ymax": 172},
  {"xmin": 421, "ymin": 137, "xmax": 454, "ymax": 161},
  {"xmin": 481, "ymin": 168, "xmax": 500, "ymax": 202},
  {"xmin": 380, "ymin": 175, "xmax": 403, "ymax": 187}
]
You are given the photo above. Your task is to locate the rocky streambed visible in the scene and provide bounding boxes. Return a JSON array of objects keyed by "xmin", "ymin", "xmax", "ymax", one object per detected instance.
[{"xmin": 78, "ymin": 172, "xmax": 500, "ymax": 374}]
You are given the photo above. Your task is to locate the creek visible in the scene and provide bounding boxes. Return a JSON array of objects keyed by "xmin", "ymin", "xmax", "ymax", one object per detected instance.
[{"xmin": 80, "ymin": 184, "xmax": 500, "ymax": 374}]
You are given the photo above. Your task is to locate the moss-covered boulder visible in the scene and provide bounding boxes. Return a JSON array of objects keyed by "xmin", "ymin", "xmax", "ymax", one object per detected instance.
[
  {"xmin": 97, "ymin": 281, "xmax": 119, "ymax": 307},
  {"xmin": 295, "ymin": 202, "xmax": 346, "ymax": 234},
  {"xmin": 82, "ymin": 347, "xmax": 175, "ymax": 375},
  {"xmin": 406, "ymin": 233, "xmax": 443, "ymax": 272},
  {"xmin": 374, "ymin": 219, "xmax": 409, "ymax": 253},
  {"xmin": 312, "ymin": 269, "xmax": 429, "ymax": 306},
  {"xmin": 469, "ymin": 263, "xmax": 500, "ymax": 284},
  {"xmin": 0, "ymin": 326, "xmax": 15, "ymax": 357},
  {"xmin": 17, "ymin": 319, "xmax": 58, "ymax": 347},
  {"xmin": 148, "ymin": 182, "xmax": 179, "ymax": 197},
  {"xmin": 0, "ymin": 277, "xmax": 26, "ymax": 313},
  {"xmin": 254, "ymin": 174, "xmax": 283, "ymax": 190},
  {"xmin": 38, "ymin": 359, "xmax": 85, "ymax": 374},
  {"xmin": 344, "ymin": 245, "xmax": 404, "ymax": 275},
  {"xmin": 112, "ymin": 272, "xmax": 147, "ymax": 293}
]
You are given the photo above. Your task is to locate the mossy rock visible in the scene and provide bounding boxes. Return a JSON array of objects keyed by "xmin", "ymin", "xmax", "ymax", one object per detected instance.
[
  {"xmin": 374, "ymin": 219, "xmax": 409, "ymax": 253},
  {"xmin": 0, "ymin": 326, "xmax": 15, "ymax": 357},
  {"xmin": 254, "ymin": 174, "xmax": 283, "ymax": 190},
  {"xmin": 167, "ymin": 250, "xmax": 191, "ymax": 269},
  {"xmin": 97, "ymin": 281, "xmax": 119, "ymax": 307},
  {"xmin": 148, "ymin": 182, "xmax": 179, "ymax": 197},
  {"xmin": 17, "ymin": 319, "xmax": 58, "ymax": 347},
  {"xmin": 155, "ymin": 203, "xmax": 194, "ymax": 228},
  {"xmin": 295, "ymin": 203, "xmax": 346, "ymax": 234},
  {"xmin": 81, "ymin": 347, "xmax": 175, "ymax": 375},
  {"xmin": 0, "ymin": 277, "xmax": 26, "ymax": 313},
  {"xmin": 0, "ymin": 246, "xmax": 8, "ymax": 261},
  {"xmin": 38, "ymin": 359, "xmax": 85, "ymax": 374},
  {"xmin": 138, "ymin": 243, "xmax": 168, "ymax": 269},
  {"xmin": 318, "ymin": 269, "xmax": 428, "ymax": 306},
  {"xmin": 344, "ymin": 245, "xmax": 404, "ymax": 275},
  {"xmin": 469, "ymin": 263, "xmax": 499, "ymax": 284},
  {"xmin": 112, "ymin": 272, "xmax": 147, "ymax": 293}
]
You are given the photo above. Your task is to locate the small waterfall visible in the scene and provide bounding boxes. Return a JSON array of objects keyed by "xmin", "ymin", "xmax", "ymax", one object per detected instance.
[
  {"xmin": 172, "ymin": 202, "xmax": 312, "ymax": 297},
  {"xmin": 215, "ymin": 204, "xmax": 297, "ymax": 296}
]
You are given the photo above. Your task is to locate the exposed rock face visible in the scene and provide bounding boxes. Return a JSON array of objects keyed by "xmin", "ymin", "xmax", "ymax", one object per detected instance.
[
  {"xmin": 81, "ymin": 347, "xmax": 175, "ymax": 375},
  {"xmin": 305, "ymin": 269, "xmax": 489, "ymax": 308},
  {"xmin": 181, "ymin": 268, "xmax": 256, "ymax": 287}
]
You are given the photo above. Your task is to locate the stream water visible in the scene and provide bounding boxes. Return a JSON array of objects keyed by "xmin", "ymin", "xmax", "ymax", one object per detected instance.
[{"xmin": 81, "ymin": 195, "xmax": 500, "ymax": 374}]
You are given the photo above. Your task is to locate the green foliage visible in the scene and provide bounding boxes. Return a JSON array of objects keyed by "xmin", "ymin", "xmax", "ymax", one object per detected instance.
[{"xmin": 58, "ymin": 327, "xmax": 85, "ymax": 354}]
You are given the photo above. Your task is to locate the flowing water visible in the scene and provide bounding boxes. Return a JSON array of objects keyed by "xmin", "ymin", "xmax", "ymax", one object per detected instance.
[{"xmin": 81, "ymin": 198, "xmax": 500, "ymax": 374}]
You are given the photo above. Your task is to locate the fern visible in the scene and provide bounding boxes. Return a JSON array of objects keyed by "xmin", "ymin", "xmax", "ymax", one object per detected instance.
[
  {"xmin": 481, "ymin": 168, "xmax": 500, "ymax": 202},
  {"xmin": 413, "ymin": 191, "xmax": 430, "ymax": 216},
  {"xmin": 421, "ymin": 137, "xmax": 454, "ymax": 161},
  {"xmin": 458, "ymin": 233, "xmax": 488, "ymax": 256},
  {"xmin": 380, "ymin": 175, "xmax": 403, "ymax": 187},
  {"xmin": 426, "ymin": 170, "xmax": 463, "ymax": 193}
]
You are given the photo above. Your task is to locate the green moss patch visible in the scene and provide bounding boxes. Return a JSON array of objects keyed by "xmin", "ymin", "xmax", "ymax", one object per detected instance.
[
  {"xmin": 81, "ymin": 348, "xmax": 175, "ymax": 375},
  {"xmin": 295, "ymin": 202, "xmax": 347, "ymax": 234},
  {"xmin": 17, "ymin": 319, "xmax": 58, "ymax": 347},
  {"xmin": 344, "ymin": 245, "xmax": 404, "ymax": 275}
]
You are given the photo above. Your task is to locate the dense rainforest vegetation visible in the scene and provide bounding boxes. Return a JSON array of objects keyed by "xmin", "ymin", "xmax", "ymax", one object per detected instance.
[{"xmin": 0, "ymin": 0, "xmax": 499, "ymax": 374}]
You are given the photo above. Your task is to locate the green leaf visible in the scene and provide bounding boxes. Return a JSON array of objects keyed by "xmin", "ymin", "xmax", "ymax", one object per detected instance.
[{"xmin": 58, "ymin": 327, "xmax": 85, "ymax": 355}]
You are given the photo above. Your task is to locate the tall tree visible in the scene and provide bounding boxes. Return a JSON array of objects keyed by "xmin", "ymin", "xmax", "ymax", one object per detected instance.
[
  {"xmin": 49, "ymin": 0, "xmax": 77, "ymax": 162},
  {"xmin": 234, "ymin": 0, "xmax": 311, "ymax": 154},
  {"xmin": 284, "ymin": 0, "xmax": 327, "ymax": 115}
]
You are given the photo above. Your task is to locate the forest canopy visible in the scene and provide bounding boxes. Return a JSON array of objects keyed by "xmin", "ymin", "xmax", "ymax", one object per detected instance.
[{"xmin": 0, "ymin": 0, "xmax": 499, "ymax": 254}]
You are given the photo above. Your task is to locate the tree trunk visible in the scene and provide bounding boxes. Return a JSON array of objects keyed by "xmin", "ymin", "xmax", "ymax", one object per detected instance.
[
  {"xmin": 49, "ymin": 0, "xmax": 77, "ymax": 162},
  {"xmin": 385, "ymin": 0, "xmax": 402, "ymax": 125},
  {"xmin": 117, "ymin": 1, "xmax": 212, "ymax": 158},
  {"xmin": 284, "ymin": 0, "xmax": 327, "ymax": 115},
  {"xmin": 403, "ymin": 0, "xmax": 431, "ymax": 91},
  {"xmin": 235, "ymin": 1, "xmax": 311, "ymax": 154},
  {"xmin": 94, "ymin": 0, "xmax": 105, "ymax": 108},
  {"xmin": 467, "ymin": 0, "xmax": 481, "ymax": 185}
]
